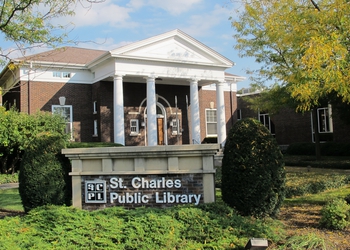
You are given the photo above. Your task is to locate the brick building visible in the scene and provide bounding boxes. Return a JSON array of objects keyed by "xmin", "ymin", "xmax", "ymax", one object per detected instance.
[
  {"xmin": 0, "ymin": 30, "xmax": 245, "ymax": 147},
  {"xmin": 237, "ymin": 90, "xmax": 350, "ymax": 147}
]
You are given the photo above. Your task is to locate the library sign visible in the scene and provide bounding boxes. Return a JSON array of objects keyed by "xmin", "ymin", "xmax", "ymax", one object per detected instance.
[
  {"xmin": 62, "ymin": 144, "xmax": 218, "ymax": 211},
  {"xmin": 84, "ymin": 174, "xmax": 203, "ymax": 209}
]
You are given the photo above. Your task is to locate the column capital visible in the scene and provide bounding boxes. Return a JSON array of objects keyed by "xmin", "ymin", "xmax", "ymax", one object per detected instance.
[
  {"xmin": 188, "ymin": 78, "xmax": 201, "ymax": 84},
  {"xmin": 144, "ymin": 74, "xmax": 158, "ymax": 81},
  {"xmin": 216, "ymin": 81, "xmax": 225, "ymax": 86},
  {"xmin": 113, "ymin": 74, "xmax": 124, "ymax": 79}
]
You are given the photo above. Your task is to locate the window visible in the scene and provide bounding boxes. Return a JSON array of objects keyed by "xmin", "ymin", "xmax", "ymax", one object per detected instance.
[
  {"xmin": 62, "ymin": 72, "xmax": 71, "ymax": 78},
  {"xmin": 93, "ymin": 101, "xmax": 97, "ymax": 114},
  {"xmin": 53, "ymin": 72, "xmax": 61, "ymax": 77},
  {"xmin": 258, "ymin": 112, "xmax": 275, "ymax": 135},
  {"xmin": 171, "ymin": 119, "xmax": 180, "ymax": 135},
  {"xmin": 311, "ymin": 106, "xmax": 333, "ymax": 142},
  {"xmin": 237, "ymin": 109, "xmax": 242, "ymax": 120},
  {"xmin": 130, "ymin": 119, "xmax": 139, "ymax": 136},
  {"xmin": 317, "ymin": 107, "xmax": 333, "ymax": 133},
  {"xmin": 52, "ymin": 105, "xmax": 73, "ymax": 140},
  {"xmin": 205, "ymin": 109, "xmax": 217, "ymax": 137},
  {"xmin": 93, "ymin": 120, "xmax": 98, "ymax": 136}
]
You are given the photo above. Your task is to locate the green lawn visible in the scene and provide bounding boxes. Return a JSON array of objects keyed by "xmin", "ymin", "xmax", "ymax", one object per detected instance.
[{"xmin": 0, "ymin": 188, "xmax": 23, "ymax": 211}]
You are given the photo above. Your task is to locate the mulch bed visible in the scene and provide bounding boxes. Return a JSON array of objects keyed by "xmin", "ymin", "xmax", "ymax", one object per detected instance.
[
  {"xmin": 278, "ymin": 204, "xmax": 350, "ymax": 250},
  {"xmin": 0, "ymin": 209, "xmax": 25, "ymax": 219}
]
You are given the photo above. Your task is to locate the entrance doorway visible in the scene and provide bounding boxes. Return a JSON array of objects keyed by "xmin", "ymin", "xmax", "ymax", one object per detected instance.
[
  {"xmin": 157, "ymin": 118, "xmax": 164, "ymax": 145},
  {"xmin": 144, "ymin": 102, "xmax": 168, "ymax": 145}
]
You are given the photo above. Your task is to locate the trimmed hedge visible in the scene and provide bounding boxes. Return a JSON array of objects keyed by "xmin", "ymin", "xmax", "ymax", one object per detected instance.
[
  {"xmin": 286, "ymin": 142, "xmax": 350, "ymax": 156},
  {"xmin": 19, "ymin": 133, "xmax": 71, "ymax": 213},
  {"xmin": 221, "ymin": 118, "xmax": 286, "ymax": 218}
]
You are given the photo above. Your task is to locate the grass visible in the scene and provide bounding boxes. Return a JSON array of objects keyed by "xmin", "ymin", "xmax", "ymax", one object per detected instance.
[{"xmin": 0, "ymin": 188, "xmax": 23, "ymax": 211}]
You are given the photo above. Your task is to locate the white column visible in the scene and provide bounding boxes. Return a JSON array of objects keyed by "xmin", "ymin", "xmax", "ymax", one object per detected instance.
[
  {"xmin": 113, "ymin": 75, "xmax": 125, "ymax": 145},
  {"xmin": 189, "ymin": 79, "xmax": 201, "ymax": 144},
  {"xmin": 216, "ymin": 82, "xmax": 226, "ymax": 147},
  {"xmin": 146, "ymin": 76, "xmax": 157, "ymax": 146}
]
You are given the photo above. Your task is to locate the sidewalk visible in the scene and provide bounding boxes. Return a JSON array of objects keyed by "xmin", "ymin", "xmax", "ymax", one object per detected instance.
[{"xmin": 0, "ymin": 183, "xmax": 19, "ymax": 190}]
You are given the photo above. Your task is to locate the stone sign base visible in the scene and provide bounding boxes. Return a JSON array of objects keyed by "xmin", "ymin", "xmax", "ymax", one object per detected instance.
[{"xmin": 62, "ymin": 144, "xmax": 219, "ymax": 210}]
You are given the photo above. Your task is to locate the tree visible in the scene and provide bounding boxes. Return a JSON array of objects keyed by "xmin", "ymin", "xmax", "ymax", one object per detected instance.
[
  {"xmin": 0, "ymin": 106, "xmax": 68, "ymax": 174},
  {"xmin": 232, "ymin": 0, "xmax": 350, "ymax": 159},
  {"xmin": 232, "ymin": 0, "xmax": 350, "ymax": 112},
  {"xmin": 0, "ymin": 0, "xmax": 103, "ymax": 66}
]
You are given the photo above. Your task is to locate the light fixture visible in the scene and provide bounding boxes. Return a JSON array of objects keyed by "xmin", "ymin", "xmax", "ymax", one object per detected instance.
[
  {"xmin": 244, "ymin": 238, "xmax": 268, "ymax": 250},
  {"xmin": 210, "ymin": 101, "xmax": 214, "ymax": 109},
  {"xmin": 59, "ymin": 96, "xmax": 66, "ymax": 106}
]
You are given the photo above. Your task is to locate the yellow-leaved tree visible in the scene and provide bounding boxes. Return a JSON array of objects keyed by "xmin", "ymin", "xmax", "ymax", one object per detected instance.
[{"xmin": 232, "ymin": 0, "xmax": 350, "ymax": 158}]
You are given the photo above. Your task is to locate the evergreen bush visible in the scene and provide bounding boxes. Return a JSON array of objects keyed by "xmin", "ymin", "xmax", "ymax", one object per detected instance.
[
  {"xmin": 221, "ymin": 118, "xmax": 286, "ymax": 218},
  {"xmin": 19, "ymin": 132, "xmax": 71, "ymax": 212},
  {"xmin": 319, "ymin": 198, "xmax": 350, "ymax": 230},
  {"xmin": 345, "ymin": 194, "xmax": 350, "ymax": 205}
]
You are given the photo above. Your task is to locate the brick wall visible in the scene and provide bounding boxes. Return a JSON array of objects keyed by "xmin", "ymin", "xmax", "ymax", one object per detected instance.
[
  {"xmin": 15, "ymin": 80, "xmax": 93, "ymax": 142},
  {"xmin": 199, "ymin": 88, "xmax": 237, "ymax": 142},
  {"xmin": 237, "ymin": 95, "xmax": 350, "ymax": 145}
]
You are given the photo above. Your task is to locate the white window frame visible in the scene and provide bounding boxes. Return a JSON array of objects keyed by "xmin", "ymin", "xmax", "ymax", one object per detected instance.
[
  {"xmin": 130, "ymin": 119, "xmax": 139, "ymax": 136},
  {"xmin": 258, "ymin": 111, "xmax": 275, "ymax": 135},
  {"xmin": 205, "ymin": 109, "xmax": 217, "ymax": 137},
  {"xmin": 53, "ymin": 71, "xmax": 61, "ymax": 78},
  {"xmin": 52, "ymin": 105, "xmax": 73, "ymax": 140},
  {"xmin": 237, "ymin": 109, "xmax": 242, "ymax": 120},
  {"xmin": 62, "ymin": 72, "xmax": 71, "ymax": 78},
  {"xmin": 93, "ymin": 101, "xmax": 97, "ymax": 114},
  {"xmin": 317, "ymin": 107, "xmax": 333, "ymax": 133},
  {"xmin": 310, "ymin": 105, "xmax": 333, "ymax": 142},
  {"xmin": 93, "ymin": 120, "xmax": 98, "ymax": 136}
]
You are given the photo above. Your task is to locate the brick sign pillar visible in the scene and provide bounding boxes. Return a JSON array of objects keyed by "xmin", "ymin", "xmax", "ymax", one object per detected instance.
[{"xmin": 62, "ymin": 144, "xmax": 219, "ymax": 210}]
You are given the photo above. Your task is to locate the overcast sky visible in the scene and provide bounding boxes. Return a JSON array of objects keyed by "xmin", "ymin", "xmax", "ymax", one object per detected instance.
[{"xmin": 1, "ymin": 0, "xmax": 261, "ymax": 89}]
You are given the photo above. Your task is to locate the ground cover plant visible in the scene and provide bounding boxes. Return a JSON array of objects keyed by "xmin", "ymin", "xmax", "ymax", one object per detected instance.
[
  {"xmin": 0, "ymin": 172, "xmax": 18, "ymax": 184},
  {"xmin": 0, "ymin": 204, "xmax": 285, "ymax": 249},
  {"xmin": 285, "ymin": 168, "xmax": 350, "ymax": 198},
  {"xmin": 1, "ymin": 166, "xmax": 350, "ymax": 249}
]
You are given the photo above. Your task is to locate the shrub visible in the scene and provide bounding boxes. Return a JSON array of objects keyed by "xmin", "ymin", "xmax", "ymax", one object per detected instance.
[
  {"xmin": 286, "ymin": 142, "xmax": 350, "ymax": 156},
  {"xmin": 285, "ymin": 173, "xmax": 349, "ymax": 198},
  {"xmin": 0, "ymin": 173, "xmax": 18, "ymax": 184},
  {"xmin": 319, "ymin": 198, "xmax": 350, "ymax": 230},
  {"xmin": 345, "ymin": 194, "xmax": 350, "ymax": 205},
  {"xmin": 221, "ymin": 118, "xmax": 286, "ymax": 218},
  {"xmin": 19, "ymin": 133, "xmax": 71, "ymax": 213}
]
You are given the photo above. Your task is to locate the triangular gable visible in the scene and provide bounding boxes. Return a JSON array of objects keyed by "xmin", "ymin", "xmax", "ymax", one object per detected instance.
[{"xmin": 109, "ymin": 29, "xmax": 233, "ymax": 67}]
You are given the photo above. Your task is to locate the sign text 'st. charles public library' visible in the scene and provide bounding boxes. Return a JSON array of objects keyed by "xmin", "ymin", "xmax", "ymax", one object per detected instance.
[{"xmin": 62, "ymin": 145, "xmax": 218, "ymax": 210}]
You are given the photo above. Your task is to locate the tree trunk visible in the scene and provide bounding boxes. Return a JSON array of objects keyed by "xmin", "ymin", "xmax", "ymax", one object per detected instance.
[{"xmin": 312, "ymin": 108, "xmax": 321, "ymax": 160}]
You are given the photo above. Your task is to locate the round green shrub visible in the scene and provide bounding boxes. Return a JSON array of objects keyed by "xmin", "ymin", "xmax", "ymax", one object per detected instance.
[
  {"xmin": 319, "ymin": 198, "xmax": 350, "ymax": 230},
  {"xmin": 345, "ymin": 194, "xmax": 350, "ymax": 205},
  {"xmin": 19, "ymin": 133, "xmax": 71, "ymax": 213},
  {"xmin": 221, "ymin": 118, "xmax": 286, "ymax": 218}
]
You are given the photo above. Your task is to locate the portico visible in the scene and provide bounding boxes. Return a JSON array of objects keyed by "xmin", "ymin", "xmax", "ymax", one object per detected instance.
[{"xmin": 94, "ymin": 29, "xmax": 234, "ymax": 146}]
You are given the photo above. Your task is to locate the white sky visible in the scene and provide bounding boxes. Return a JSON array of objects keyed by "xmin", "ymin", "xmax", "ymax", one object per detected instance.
[{"xmin": 0, "ymin": 0, "xmax": 262, "ymax": 89}]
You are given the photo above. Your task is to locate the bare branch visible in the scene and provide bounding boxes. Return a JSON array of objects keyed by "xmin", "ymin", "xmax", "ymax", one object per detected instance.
[{"xmin": 310, "ymin": 0, "xmax": 321, "ymax": 11}]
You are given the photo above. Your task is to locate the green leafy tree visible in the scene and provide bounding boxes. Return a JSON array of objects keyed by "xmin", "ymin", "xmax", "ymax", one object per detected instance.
[
  {"xmin": 0, "ymin": 0, "xmax": 102, "ymax": 66},
  {"xmin": 232, "ymin": 0, "xmax": 350, "ymax": 158},
  {"xmin": 0, "ymin": 106, "xmax": 68, "ymax": 174}
]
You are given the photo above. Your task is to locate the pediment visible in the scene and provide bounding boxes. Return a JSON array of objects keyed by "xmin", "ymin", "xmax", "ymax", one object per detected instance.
[{"xmin": 110, "ymin": 30, "xmax": 233, "ymax": 67}]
